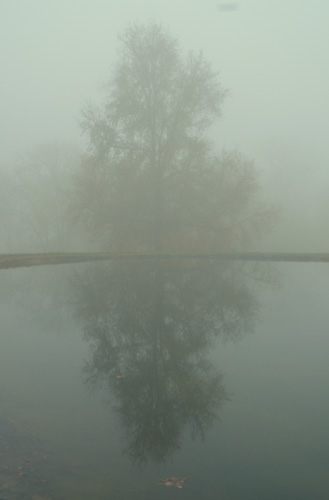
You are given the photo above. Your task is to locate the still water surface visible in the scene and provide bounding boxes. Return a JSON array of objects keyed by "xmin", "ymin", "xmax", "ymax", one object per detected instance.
[{"xmin": 0, "ymin": 261, "xmax": 328, "ymax": 499}]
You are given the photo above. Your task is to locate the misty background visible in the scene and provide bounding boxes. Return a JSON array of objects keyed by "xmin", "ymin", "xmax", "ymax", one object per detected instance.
[
  {"xmin": 1, "ymin": 5, "xmax": 329, "ymax": 498},
  {"xmin": 1, "ymin": 0, "xmax": 329, "ymax": 253}
]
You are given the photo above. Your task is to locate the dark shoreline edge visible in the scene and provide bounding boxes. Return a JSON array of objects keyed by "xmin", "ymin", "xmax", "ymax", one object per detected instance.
[{"xmin": 1, "ymin": 252, "xmax": 329, "ymax": 270}]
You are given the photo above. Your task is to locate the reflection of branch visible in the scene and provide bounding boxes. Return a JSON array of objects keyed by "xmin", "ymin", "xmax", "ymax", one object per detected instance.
[{"xmin": 233, "ymin": 263, "xmax": 272, "ymax": 284}]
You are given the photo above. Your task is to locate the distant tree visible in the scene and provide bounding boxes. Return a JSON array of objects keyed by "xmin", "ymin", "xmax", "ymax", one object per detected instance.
[
  {"xmin": 0, "ymin": 167, "xmax": 18, "ymax": 252},
  {"xmin": 74, "ymin": 21, "xmax": 276, "ymax": 252},
  {"xmin": 15, "ymin": 141, "xmax": 82, "ymax": 252}
]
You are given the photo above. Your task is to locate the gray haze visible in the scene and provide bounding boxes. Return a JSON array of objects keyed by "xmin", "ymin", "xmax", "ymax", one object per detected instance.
[{"xmin": 1, "ymin": 0, "xmax": 329, "ymax": 251}]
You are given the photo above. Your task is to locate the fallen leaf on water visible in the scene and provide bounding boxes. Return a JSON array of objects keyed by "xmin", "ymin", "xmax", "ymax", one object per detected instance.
[{"xmin": 159, "ymin": 475, "xmax": 191, "ymax": 488}]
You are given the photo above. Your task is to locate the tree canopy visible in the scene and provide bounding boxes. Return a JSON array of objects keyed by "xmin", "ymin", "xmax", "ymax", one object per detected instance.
[{"xmin": 74, "ymin": 21, "xmax": 276, "ymax": 252}]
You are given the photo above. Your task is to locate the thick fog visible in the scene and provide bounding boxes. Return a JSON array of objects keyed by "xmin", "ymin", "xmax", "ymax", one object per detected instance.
[
  {"xmin": 1, "ymin": 0, "xmax": 329, "ymax": 252},
  {"xmin": 2, "ymin": 6, "xmax": 329, "ymax": 497}
]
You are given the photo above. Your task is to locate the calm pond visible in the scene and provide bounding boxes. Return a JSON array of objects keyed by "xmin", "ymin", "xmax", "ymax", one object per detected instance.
[{"xmin": 0, "ymin": 260, "xmax": 328, "ymax": 499}]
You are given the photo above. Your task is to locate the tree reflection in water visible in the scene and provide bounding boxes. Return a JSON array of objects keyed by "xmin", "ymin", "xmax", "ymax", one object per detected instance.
[{"xmin": 72, "ymin": 259, "xmax": 265, "ymax": 464}]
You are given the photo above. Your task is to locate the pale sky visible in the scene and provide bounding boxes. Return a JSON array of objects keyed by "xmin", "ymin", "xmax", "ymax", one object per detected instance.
[{"xmin": 1, "ymin": 0, "xmax": 329, "ymax": 249}]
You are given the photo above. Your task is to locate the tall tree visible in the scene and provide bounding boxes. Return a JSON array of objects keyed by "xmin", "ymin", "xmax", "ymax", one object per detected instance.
[{"xmin": 75, "ymin": 21, "xmax": 276, "ymax": 252}]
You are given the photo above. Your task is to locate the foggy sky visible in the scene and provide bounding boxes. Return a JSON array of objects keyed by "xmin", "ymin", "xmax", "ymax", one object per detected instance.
[{"xmin": 1, "ymin": 0, "xmax": 329, "ymax": 251}]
